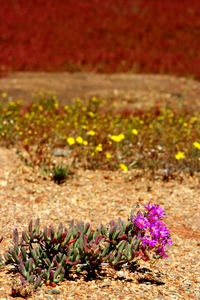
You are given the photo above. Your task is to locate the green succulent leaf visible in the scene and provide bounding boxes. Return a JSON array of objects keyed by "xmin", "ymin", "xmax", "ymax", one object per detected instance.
[{"xmin": 53, "ymin": 266, "xmax": 65, "ymax": 283}]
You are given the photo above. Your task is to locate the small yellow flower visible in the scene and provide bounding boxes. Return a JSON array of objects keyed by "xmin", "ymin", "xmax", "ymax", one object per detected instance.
[
  {"xmin": 9, "ymin": 101, "xmax": 15, "ymax": 106},
  {"xmin": 17, "ymin": 99, "xmax": 22, "ymax": 105},
  {"xmin": 95, "ymin": 144, "xmax": 103, "ymax": 152},
  {"xmin": 64, "ymin": 105, "xmax": 69, "ymax": 111},
  {"xmin": 193, "ymin": 141, "xmax": 200, "ymax": 150},
  {"xmin": 1, "ymin": 92, "xmax": 7, "ymax": 98},
  {"xmin": 38, "ymin": 105, "xmax": 43, "ymax": 112},
  {"xmin": 110, "ymin": 133, "xmax": 125, "ymax": 143},
  {"xmin": 83, "ymin": 140, "xmax": 88, "ymax": 146},
  {"xmin": 88, "ymin": 111, "xmax": 95, "ymax": 118},
  {"xmin": 175, "ymin": 151, "xmax": 185, "ymax": 160},
  {"xmin": 88, "ymin": 130, "xmax": 96, "ymax": 136},
  {"xmin": 191, "ymin": 117, "xmax": 197, "ymax": 124},
  {"xmin": 67, "ymin": 137, "xmax": 75, "ymax": 145},
  {"xmin": 24, "ymin": 138, "xmax": 29, "ymax": 145},
  {"xmin": 91, "ymin": 96, "xmax": 97, "ymax": 102},
  {"xmin": 105, "ymin": 153, "xmax": 112, "ymax": 159},
  {"xmin": 120, "ymin": 163, "xmax": 128, "ymax": 172},
  {"xmin": 76, "ymin": 136, "xmax": 83, "ymax": 144},
  {"xmin": 132, "ymin": 129, "xmax": 138, "ymax": 135},
  {"xmin": 54, "ymin": 102, "xmax": 59, "ymax": 109}
]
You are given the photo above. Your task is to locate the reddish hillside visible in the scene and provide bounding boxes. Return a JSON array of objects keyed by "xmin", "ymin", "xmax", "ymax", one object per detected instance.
[{"xmin": 0, "ymin": 0, "xmax": 200, "ymax": 78}]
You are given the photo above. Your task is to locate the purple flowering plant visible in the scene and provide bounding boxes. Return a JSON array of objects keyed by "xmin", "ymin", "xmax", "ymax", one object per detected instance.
[{"xmin": 130, "ymin": 203, "xmax": 172, "ymax": 261}]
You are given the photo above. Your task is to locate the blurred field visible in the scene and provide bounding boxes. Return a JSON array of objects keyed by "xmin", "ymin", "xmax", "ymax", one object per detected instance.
[
  {"xmin": 1, "ymin": 72, "xmax": 200, "ymax": 110},
  {"xmin": 0, "ymin": 0, "xmax": 200, "ymax": 78}
]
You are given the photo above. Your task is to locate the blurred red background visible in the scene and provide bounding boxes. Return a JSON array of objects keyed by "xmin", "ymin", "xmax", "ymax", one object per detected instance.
[{"xmin": 0, "ymin": 0, "xmax": 200, "ymax": 78}]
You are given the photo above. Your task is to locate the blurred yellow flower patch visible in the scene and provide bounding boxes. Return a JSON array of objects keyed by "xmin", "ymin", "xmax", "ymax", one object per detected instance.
[
  {"xmin": 105, "ymin": 153, "xmax": 112, "ymax": 159},
  {"xmin": 67, "ymin": 137, "xmax": 75, "ymax": 145},
  {"xmin": 88, "ymin": 130, "xmax": 96, "ymax": 136},
  {"xmin": 120, "ymin": 163, "xmax": 128, "ymax": 172},
  {"xmin": 95, "ymin": 144, "xmax": 103, "ymax": 152},
  {"xmin": 132, "ymin": 129, "xmax": 138, "ymax": 135},
  {"xmin": 193, "ymin": 141, "xmax": 200, "ymax": 150},
  {"xmin": 110, "ymin": 133, "xmax": 125, "ymax": 142},
  {"xmin": 76, "ymin": 136, "xmax": 83, "ymax": 144},
  {"xmin": 175, "ymin": 151, "xmax": 185, "ymax": 160}
]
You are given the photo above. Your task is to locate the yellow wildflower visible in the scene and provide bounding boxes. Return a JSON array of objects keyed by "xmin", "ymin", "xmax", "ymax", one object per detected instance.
[
  {"xmin": 83, "ymin": 140, "xmax": 88, "ymax": 146},
  {"xmin": 17, "ymin": 99, "xmax": 22, "ymax": 105},
  {"xmin": 38, "ymin": 105, "xmax": 43, "ymax": 112},
  {"xmin": 193, "ymin": 141, "xmax": 200, "ymax": 150},
  {"xmin": 24, "ymin": 138, "xmax": 29, "ymax": 145},
  {"xmin": 67, "ymin": 137, "xmax": 75, "ymax": 145},
  {"xmin": 132, "ymin": 129, "xmax": 138, "ymax": 135},
  {"xmin": 120, "ymin": 163, "xmax": 128, "ymax": 172},
  {"xmin": 88, "ymin": 111, "xmax": 95, "ymax": 118},
  {"xmin": 95, "ymin": 144, "xmax": 103, "ymax": 152},
  {"xmin": 91, "ymin": 96, "xmax": 97, "ymax": 102},
  {"xmin": 76, "ymin": 136, "xmax": 83, "ymax": 144},
  {"xmin": 105, "ymin": 153, "xmax": 112, "ymax": 159},
  {"xmin": 88, "ymin": 130, "xmax": 96, "ymax": 136},
  {"xmin": 1, "ymin": 92, "xmax": 7, "ymax": 98},
  {"xmin": 110, "ymin": 133, "xmax": 125, "ymax": 142},
  {"xmin": 9, "ymin": 101, "xmax": 15, "ymax": 106},
  {"xmin": 54, "ymin": 102, "xmax": 59, "ymax": 109},
  {"xmin": 191, "ymin": 117, "xmax": 197, "ymax": 124},
  {"xmin": 175, "ymin": 151, "xmax": 185, "ymax": 160}
]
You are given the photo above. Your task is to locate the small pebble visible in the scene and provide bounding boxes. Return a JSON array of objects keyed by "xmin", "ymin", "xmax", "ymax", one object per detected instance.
[{"xmin": 45, "ymin": 289, "xmax": 61, "ymax": 295}]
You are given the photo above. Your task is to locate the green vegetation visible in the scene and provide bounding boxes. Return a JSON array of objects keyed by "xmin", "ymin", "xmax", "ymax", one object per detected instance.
[
  {"xmin": 3, "ymin": 203, "xmax": 171, "ymax": 297},
  {"xmin": 51, "ymin": 163, "xmax": 70, "ymax": 184}
]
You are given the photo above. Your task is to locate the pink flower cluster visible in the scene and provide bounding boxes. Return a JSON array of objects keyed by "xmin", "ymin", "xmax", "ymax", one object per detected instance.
[{"xmin": 131, "ymin": 203, "xmax": 172, "ymax": 258}]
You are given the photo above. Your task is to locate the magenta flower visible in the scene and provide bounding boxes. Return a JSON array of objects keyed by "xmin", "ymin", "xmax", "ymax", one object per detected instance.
[
  {"xmin": 155, "ymin": 246, "xmax": 169, "ymax": 257},
  {"xmin": 144, "ymin": 203, "xmax": 165, "ymax": 220},
  {"xmin": 131, "ymin": 203, "xmax": 172, "ymax": 259},
  {"xmin": 134, "ymin": 213, "xmax": 150, "ymax": 230},
  {"xmin": 140, "ymin": 235, "xmax": 158, "ymax": 247}
]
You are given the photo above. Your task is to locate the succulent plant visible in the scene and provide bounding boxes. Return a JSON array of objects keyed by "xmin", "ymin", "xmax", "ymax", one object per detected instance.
[
  {"xmin": 0, "ymin": 236, "xmax": 3, "ymax": 266},
  {"xmin": 3, "ymin": 203, "xmax": 172, "ymax": 295}
]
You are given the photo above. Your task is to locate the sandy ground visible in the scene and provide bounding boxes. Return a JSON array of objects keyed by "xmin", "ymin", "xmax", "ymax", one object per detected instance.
[
  {"xmin": 0, "ymin": 73, "xmax": 200, "ymax": 299},
  {"xmin": 0, "ymin": 72, "xmax": 200, "ymax": 111}
]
